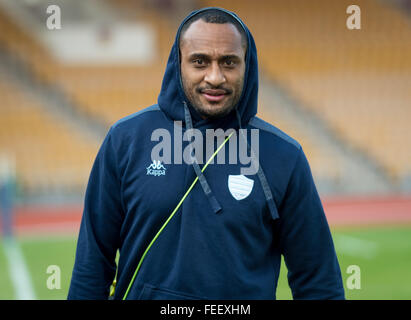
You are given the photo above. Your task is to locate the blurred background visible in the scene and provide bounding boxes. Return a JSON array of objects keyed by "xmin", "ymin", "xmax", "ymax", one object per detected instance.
[{"xmin": 0, "ymin": 0, "xmax": 410, "ymax": 299}]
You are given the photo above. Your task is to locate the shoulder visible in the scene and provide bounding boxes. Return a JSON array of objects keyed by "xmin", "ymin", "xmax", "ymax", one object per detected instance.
[
  {"xmin": 249, "ymin": 116, "xmax": 301, "ymax": 150},
  {"xmin": 111, "ymin": 104, "xmax": 161, "ymax": 131},
  {"xmin": 104, "ymin": 104, "xmax": 162, "ymax": 152}
]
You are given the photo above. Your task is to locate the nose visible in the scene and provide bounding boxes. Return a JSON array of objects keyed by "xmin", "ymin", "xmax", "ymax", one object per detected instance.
[{"xmin": 204, "ymin": 62, "xmax": 226, "ymax": 87}]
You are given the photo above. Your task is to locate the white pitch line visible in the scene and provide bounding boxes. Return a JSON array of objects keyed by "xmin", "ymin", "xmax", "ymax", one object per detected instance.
[
  {"xmin": 333, "ymin": 234, "xmax": 378, "ymax": 260},
  {"xmin": 2, "ymin": 237, "xmax": 36, "ymax": 300}
]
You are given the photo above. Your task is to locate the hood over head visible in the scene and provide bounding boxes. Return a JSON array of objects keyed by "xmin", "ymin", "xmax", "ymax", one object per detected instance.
[
  {"xmin": 157, "ymin": 7, "xmax": 277, "ymax": 219},
  {"xmin": 157, "ymin": 7, "xmax": 259, "ymax": 130}
]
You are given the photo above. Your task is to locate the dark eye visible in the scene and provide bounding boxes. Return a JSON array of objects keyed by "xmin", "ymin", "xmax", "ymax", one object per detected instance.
[
  {"xmin": 193, "ymin": 58, "xmax": 204, "ymax": 66},
  {"xmin": 224, "ymin": 59, "xmax": 235, "ymax": 67}
]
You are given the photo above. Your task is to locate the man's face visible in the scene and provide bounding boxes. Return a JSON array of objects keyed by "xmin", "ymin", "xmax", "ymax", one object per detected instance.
[{"xmin": 180, "ymin": 20, "xmax": 246, "ymax": 119}]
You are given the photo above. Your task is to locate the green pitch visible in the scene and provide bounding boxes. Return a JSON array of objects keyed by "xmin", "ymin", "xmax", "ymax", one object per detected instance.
[
  {"xmin": 276, "ymin": 225, "xmax": 411, "ymax": 300},
  {"xmin": 0, "ymin": 226, "xmax": 410, "ymax": 300}
]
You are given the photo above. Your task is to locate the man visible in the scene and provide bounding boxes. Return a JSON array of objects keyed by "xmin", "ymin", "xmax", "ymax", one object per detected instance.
[
  {"xmin": 0, "ymin": 154, "xmax": 15, "ymax": 238},
  {"xmin": 68, "ymin": 7, "xmax": 345, "ymax": 300}
]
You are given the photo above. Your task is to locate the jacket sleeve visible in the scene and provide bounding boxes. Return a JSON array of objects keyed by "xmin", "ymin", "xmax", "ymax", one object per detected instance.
[
  {"xmin": 68, "ymin": 128, "xmax": 124, "ymax": 299},
  {"xmin": 278, "ymin": 147, "xmax": 345, "ymax": 300}
]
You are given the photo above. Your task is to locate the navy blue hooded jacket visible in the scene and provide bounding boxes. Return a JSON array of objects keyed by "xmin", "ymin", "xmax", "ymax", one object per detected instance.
[{"xmin": 68, "ymin": 7, "xmax": 345, "ymax": 300}]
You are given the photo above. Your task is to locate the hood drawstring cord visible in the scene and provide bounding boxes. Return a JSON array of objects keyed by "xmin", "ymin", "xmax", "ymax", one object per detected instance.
[
  {"xmin": 183, "ymin": 102, "xmax": 222, "ymax": 214},
  {"xmin": 182, "ymin": 102, "xmax": 277, "ymax": 219},
  {"xmin": 235, "ymin": 109, "xmax": 279, "ymax": 220}
]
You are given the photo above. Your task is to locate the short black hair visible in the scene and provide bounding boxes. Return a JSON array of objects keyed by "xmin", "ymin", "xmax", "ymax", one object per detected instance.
[{"xmin": 179, "ymin": 9, "xmax": 248, "ymax": 50}]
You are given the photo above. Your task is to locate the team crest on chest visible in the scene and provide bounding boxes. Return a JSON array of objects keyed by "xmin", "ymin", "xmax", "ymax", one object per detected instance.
[{"xmin": 228, "ymin": 174, "xmax": 254, "ymax": 200}]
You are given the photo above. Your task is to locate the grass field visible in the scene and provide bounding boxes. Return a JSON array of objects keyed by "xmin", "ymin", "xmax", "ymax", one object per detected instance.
[{"xmin": 1, "ymin": 225, "xmax": 410, "ymax": 300}]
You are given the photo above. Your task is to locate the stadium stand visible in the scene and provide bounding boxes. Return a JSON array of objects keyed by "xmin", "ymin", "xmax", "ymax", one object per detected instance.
[
  {"xmin": 0, "ymin": 78, "xmax": 98, "ymax": 194},
  {"xmin": 0, "ymin": 0, "xmax": 409, "ymax": 197},
  {"xmin": 0, "ymin": 3, "xmax": 171, "ymax": 196},
  {"xmin": 0, "ymin": 6, "xmax": 172, "ymax": 126}
]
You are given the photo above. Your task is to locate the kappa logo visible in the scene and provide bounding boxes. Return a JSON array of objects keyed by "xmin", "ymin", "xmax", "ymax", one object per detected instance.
[
  {"xmin": 228, "ymin": 174, "xmax": 254, "ymax": 200},
  {"xmin": 146, "ymin": 160, "xmax": 166, "ymax": 176}
]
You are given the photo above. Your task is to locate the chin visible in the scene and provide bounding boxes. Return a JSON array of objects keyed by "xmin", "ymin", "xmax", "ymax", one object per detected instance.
[
  {"xmin": 190, "ymin": 96, "xmax": 236, "ymax": 119},
  {"xmin": 202, "ymin": 106, "xmax": 234, "ymax": 119}
]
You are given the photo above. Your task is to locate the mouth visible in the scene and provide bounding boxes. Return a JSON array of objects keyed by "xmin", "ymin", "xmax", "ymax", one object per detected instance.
[{"xmin": 200, "ymin": 88, "xmax": 230, "ymax": 103}]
